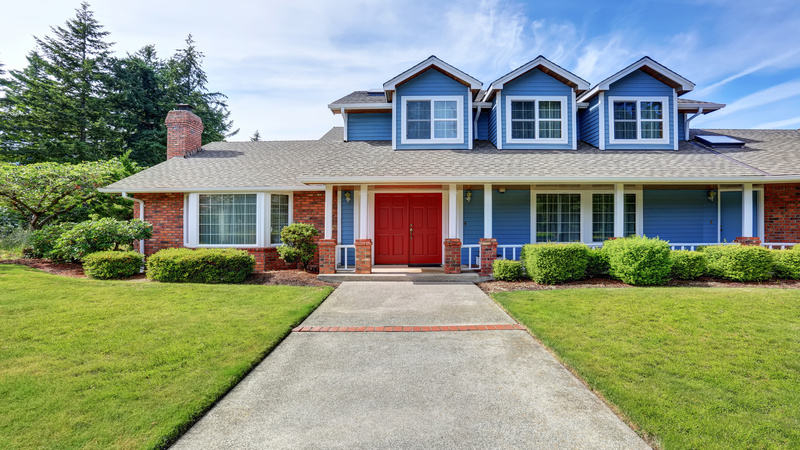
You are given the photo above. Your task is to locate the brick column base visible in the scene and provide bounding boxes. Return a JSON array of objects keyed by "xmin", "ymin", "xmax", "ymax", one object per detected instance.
[
  {"xmin": 355, "ymin": 239, "xmax": 372, "ymax": 274},
  {"xmin": 734, "ymin": 236, "xmax": 762, "ymax": 246},
  {"xmin": 318, "ymin": 239, "xmax": 337, "ymax": 274},
  {"xmin": 444, "ymin": 238, "xmax": 462, "ymax": 274},
  {"xmin": 479, "ymin": 238, "xmax": 498, "ymax": 277}
]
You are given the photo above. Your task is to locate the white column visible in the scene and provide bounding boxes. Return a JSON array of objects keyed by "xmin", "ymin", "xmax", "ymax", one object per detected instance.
[
  {"xmin": 742, "ymin": 183, "xmax": 754, "ymax": 237},
  {"xmin": 484, "ymin": 184, "xmax": 493, "ymax": 238},
  {"xmin": 614, "ymin": 183, "xmax": 625, "ymax": 237},
  {"xmin": 359, "ymin": 184, "xmax": 369, "ymax": 239},
  {"xmin": 448, "ymin": 184, "xmax": 458, "ymax": 238},
  {"xmin": 324, "ymin": 185, "xmax": 333, "ymax": 240}
]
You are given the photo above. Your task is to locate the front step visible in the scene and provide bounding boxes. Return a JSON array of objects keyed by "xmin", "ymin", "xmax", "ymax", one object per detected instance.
[{"xmin": 317, "ymin": 272, "xmax": 491, "ymax": 283}]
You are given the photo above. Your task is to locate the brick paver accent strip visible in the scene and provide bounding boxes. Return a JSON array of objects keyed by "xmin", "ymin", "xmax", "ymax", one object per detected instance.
[{"xmin": 292, "ymin": 324, "xmax": 526, "ymax": 333}]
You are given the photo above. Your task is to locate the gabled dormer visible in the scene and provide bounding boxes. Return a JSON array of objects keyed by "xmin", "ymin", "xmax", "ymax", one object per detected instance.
[
  {"xmin": 577, "ymin": 57, "xmax": 694, "ymax": 151},
  {"xmin": 483, "ymin": 56, "xmax": 589, "ymax": 150},
  {"xmin": 383, "ymin": 56, "xmax": 482, "ymax": 150}
]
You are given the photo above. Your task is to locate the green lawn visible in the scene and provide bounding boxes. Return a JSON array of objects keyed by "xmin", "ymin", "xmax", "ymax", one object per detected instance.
[
  {"xmin": 0, "ymin": 264, "xmax": 333, "ymax": 449},
  {"xmin": 494, "ymin": 288, "xmax": 800, "ymax": 449}
]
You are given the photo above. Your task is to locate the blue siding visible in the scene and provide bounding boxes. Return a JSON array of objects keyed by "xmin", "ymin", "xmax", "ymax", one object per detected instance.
[
  {"xmin": 492, "ymin": 189, "xmax": 530, "ymax": 250},
  {"xmin": 677, "ymin": 112, "xmax": 685, "ymax": 141},
  {"xmin": 643, "ymin": 190, "xmax": 717, "ymax": 242},
  {"xmin": 462, "ymin": 189, "xmax": 484, "ymax": 264},
  {"xmin": 339, "ymin": 191, "xmax": 355, "ymax": 266},
  {"xmin": 604, "ymin": 70, "xmax": 675, "ymax": 150},
  {"xmin": 348, "ymin": 113, "xmax": 391, "ymax": 141},
  {"xmin": 720, "ymin": 191, "xmax": 759, "ymax": 242},
  {"xmin": 488, "ymin": 101, "xmax": 498, "ymax": 146},
  {"xmin": 499, "ymin": 70, "xmax": 574, "ymax": 150},
  {"xmin": 395, "ymin": 69, "xmax": 470, "ymax": 150},
  {"xmin": 579, "ymin": 96, "xmax": 600, "ymax": 147},
  {"xmin": 476, "ymin": 111, "xmax": 489, "ymax": 140}
]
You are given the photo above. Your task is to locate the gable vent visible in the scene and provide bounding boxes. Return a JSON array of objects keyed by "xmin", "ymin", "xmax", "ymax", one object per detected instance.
[{"xmin": 695, "ymin": 135, "xmax": 745, "ymax": 149}]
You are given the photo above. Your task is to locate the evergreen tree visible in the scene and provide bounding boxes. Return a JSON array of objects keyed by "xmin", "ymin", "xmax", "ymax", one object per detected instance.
[{"xmin": 250, "ymin": 130, "xmax": 261, "ymax": 141}]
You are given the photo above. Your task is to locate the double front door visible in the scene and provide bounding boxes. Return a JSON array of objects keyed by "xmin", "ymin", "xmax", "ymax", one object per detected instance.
[{"xmin": 374, "ymin": 193, "xmax": 442, "ymax": 265}]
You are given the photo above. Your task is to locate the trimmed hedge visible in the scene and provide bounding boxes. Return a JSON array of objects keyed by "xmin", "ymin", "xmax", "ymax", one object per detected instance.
[
  {"xmin": 701, "ymin": 245, "xmax": 773, "ymax": 282},
  {"xmin": 522, "ymin": 243, "xmax": 588, "ymax": 285},
  {"xmin": 493, "ymin": 259, "xmax": 524, "ymax": 281},
  {"xmin": 773, "ymin": 249, "xmax": 800, "ymax": 279},
  {"xmin": 146, "ymin": 248, "xmax": 255, "ymax": 284},
  {"xmin": 586, "ymin": 247, "xmax": 610, "ymax": 278},
  {"xmin": 83, "ymin": 251, "xmax": 143, "ymax": 280},
  {"xmin": 670, "ymin": 250, "xmax": 708, "ymax": 280},
  {"xmin": 604, "ymin": 236, "xmax": 672, "ymax": 285}
]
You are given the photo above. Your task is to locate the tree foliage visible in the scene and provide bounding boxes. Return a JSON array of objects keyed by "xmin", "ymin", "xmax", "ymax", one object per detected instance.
[{"xmin": 277, "ymin": 223, "xmax": 320, "ymax": 270}]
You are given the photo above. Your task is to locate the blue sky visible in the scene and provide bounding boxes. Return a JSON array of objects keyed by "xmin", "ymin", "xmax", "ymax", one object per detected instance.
[{"xmin": 1, "ymin": 0, "xmax": 799, "ymax": 140}]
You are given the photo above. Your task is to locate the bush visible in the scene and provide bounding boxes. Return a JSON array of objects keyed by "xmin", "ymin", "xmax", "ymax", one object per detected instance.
[
  {"xmin": 701, "ymin": 245, "xmax": 773, "ymax": 282},
  {"xmin": 604, "ymin": 236, "xmax": 672, "ymax": 285},
  {"xmin": 276, "ymin": 223, "xmax": 320, "ymax": 270},
  {"xmin": 773, "ymin": 250, "xmax": 800, "ymax": 279},
  {"xmin": 146, "ymin": 248, "xmax": 255, "ymax": 284},
  {"xmin": 670, "ymin": 250, "xmax": 707, "ymax": 280},
  {"xmin": 522, "ymin": 243, "xmax": 588, "ymax": 285},
  {"xmin": 700, "ymin": 245, "xmax": 727, "ymax": 278},
  {"xmin": 52, "ymin": 218, "xmax": 153, "ymax": 261},
  {"xmin": 586, "ymin": 247, "xmax": 610, "ymax": 278},
  {"xmin": 83, "ymin": 251, "xmax": 143, "ymax": 280},
  {"xmin": 493, "ymin": 259, "xmax": 524, "ymax": 281},
  {"xmin": 27, "ymin": 222, "xmax": 77, "ymax": 258}
]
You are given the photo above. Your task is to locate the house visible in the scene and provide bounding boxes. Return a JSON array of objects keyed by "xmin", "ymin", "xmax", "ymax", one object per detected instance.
[{"xmin": 100, "ymin": 55, "xmax": 800, "ymax": 276}]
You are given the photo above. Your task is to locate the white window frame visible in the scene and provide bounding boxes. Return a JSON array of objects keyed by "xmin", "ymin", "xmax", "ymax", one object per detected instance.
[
  {"xmin": 608, "ymin": 96, "xmax": 669, "ymax": 145},
  {"xmin": 505, "ymin": 95, "xmax": 568, "ymax": 145},
  {"xmin": 400, "ymin": 95, "xmax": 464, "ymax": 145},
  {"xmin": 185, "ymin": 192, "xmax": 292, "ymax": 248}
]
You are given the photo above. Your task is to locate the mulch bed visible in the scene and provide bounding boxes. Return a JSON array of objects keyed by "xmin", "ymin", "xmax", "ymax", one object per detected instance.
[
  {"xmin": 1, "ymin": 258, "xmax": 88, "ymax": 278},
  {"xmin": 478, "ymin": 276, "xmax": 800, "ymax": 293}
]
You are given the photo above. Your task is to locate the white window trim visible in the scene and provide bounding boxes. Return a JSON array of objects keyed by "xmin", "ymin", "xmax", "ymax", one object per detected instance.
[
  {"xmin": 185, "ymin": 192, "xmax": 292, "ymax": 248},
  {"xmin": 505, "ymin": 95, "xmax": 568, "ymax": 145},
  {"xmin": 608, "ymin": 96, "xmax": 670, "ymax": 145},
  {"xmin": 400, "ymin": 95, "xmax": 464, "ymax": 145}
]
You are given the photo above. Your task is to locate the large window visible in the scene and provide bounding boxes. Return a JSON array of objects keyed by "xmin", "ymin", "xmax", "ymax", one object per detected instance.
[
  {"xmin": 536, "ymin": 194, "xmax": 581, "ymax": 242},
  {"xmin": 505, "ymin": 96, "xmax": 567, "ymax": 144},
  {"xmin": 592, "ymin": 193, "xmax": 637, "ymax": 241},
  {"xmin": 199, "ymin": 194, "xmax": 258, "ymax": 245},
  {"xmin": 270, "ymin": 194, "xmax": 289, "ymax": 244},
  {"xmin": 401, "ymin": 96, "xmax": 462, "ymax": 144},
  {"xmin": 609, "ymin": 97, "xmax": 669, "ymax": 144}
]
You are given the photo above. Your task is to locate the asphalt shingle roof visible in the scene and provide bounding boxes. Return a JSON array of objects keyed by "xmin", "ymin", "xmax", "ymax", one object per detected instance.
[
  {"xmin": 102, "ymin": 128, "xmax": 800, "ymax": 192},
  {"xmin": 330, "ymin": 91, "xmax": 388, "ymax": 105}
]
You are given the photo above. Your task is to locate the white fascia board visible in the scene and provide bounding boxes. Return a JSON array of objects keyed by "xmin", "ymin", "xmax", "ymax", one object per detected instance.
[
  {"xmin": 328, "ymin": 103, "xmax": 392, "ymax": 113},
  {"xmin": 677, "ymin": 102, "xmax": 725, "ymax": 112},
  {"xmin": 578, "ymin": 57, "xmax": 697, "ymax": 103},
  {"xmin": 488, "ymin": 56, "xmax": 590, "ymax": 92},
  {"xmin": 297, "ymin": 175, "xmax": 799, "ymax": 184},
  {"xmin": 382, "ymin": 55, "xmax": 483, "ymax": 92},
  {"xmin": 99, "ymin": 185, "xmax": 327, "ymax": 193}
]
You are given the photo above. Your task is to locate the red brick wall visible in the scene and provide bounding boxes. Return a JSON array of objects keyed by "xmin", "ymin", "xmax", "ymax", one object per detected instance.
[
  {"xmin": 765, "ymin": 183, "xmax": 800, "ymax": 243},
  {"xmin": 165, "ymin": 109, "xmax": 203, "ymax": 160},
  {"xmin": 133, "ymin": 193, "xmax": 184, "ymax": 256}
]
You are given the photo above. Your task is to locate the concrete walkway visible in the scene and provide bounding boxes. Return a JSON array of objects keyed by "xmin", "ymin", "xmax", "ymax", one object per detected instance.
[{"xmin": 172, "ymin": 282, "xmax": 650, "ymax": 449}]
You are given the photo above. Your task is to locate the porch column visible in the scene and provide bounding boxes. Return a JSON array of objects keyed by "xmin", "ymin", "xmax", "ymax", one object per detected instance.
[
  {"xmin": 359, "ymin": 184, "xmax": 368, "ymax": 239},
  {"xmin": 448, "ymin": 184, "xmax": 458, "ymax": 238},
  {"xmin": 318, "ymin": 239, "xmax": 337, "ymax": 274},
  {"xmin": 484, "ymin": 184, "xmax": 492, "ymax": 238},
  {"xmin": 614, "ymin": 183, "xmax": 625, "ymax": 237},
  {"xmin": 324, "ymin": 185, "xmax": 333, "ymax": 240},
  {"xmin": 742, "ymin": 183, "xmax": 754, "ymax": 237},
  {"xmin": 356, "ymin": 184, "xmax": 372, "ymax": 273}
]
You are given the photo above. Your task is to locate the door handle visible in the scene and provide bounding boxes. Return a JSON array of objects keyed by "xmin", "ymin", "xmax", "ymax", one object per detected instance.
[{"xmin": 409, "ymin": 224, "xmax": 413, "ymax": 240}]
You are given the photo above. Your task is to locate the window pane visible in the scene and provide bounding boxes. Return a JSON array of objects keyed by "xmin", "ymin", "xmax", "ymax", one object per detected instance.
[
  {"xmin": 539, "ymin": 120, "xmax": 561, "ymax": 139},
  {"xmin": 511, "ymin": 120, "xmax": 535, "ymax": 139},
  {"xmin": 539, "ymin": 101, "xmax": 561, "ymax": 119},
  {"xmin": 511, "ymin": 101, "xmax": 535, "ymax": 120},
  {"xmin": 592, "ymin": 194, "xmax": 614, "ymax": 242},
  {"xmin": 641, "ymin": 121, "xmax": 663, "ymax": 139},
  {"xmin": 406, "ymin": 120, "xmax": 430, "ymax": 139},
  {"xmin": 614, "ymin": 121, "xmax": 637, "ymax": 140},
  {"xmin": 199, "ymin": 194, "xmax": 257, "ymax": 245},
  {"xmin": 433, "ymin": 101, "xmax": 457, "ymax": 119},
  {"xmin": 270, "ymin": 194, "xmax": 289, "ymax": 244},
  {"xmin": 406, "ymin": 101, "xmax": 430, "ymax": 120},
  {"xmin": 613, "ymin": 102, "xmax": 636, "ymax": 120},
  {"xmin": 433, "ymin": 120, "xmax": 457, "ymax": 139},
  {"xmin": 641, "ymin": 102, "xmax": 662, "ymax": 120},
  {"xmin": 536, "ymin": 193, "xmax": 581, "ymax": 242},
  {"xmin": 624, "ymin": 193, "xmax": 636, "ymax": 237}
]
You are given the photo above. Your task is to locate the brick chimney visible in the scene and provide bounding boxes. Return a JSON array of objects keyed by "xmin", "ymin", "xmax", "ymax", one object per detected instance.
[{"xmin": 165, "ymin": 104, "xmax": 204, "ymax": 159}]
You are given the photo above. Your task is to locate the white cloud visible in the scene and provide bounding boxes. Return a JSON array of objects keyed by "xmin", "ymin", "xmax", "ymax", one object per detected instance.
[
  {"xmin": 754, "ymin": 115, "xmax": 800, "ymax": 129},
  {"xmin": 705, "ymin": 79, "xmax": 800, "ymax": 119}
]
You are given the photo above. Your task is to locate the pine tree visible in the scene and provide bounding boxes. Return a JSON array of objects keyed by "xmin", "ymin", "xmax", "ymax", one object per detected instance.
[{"xmin": 250, "ymin": 130, "xmax": 261, "ymax": 141}]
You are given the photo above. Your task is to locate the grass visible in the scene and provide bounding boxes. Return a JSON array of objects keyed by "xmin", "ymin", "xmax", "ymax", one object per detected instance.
[
  {"xmin": 494, "ymin": 288, "xmax": 800, "ymax": 449},
  {"xmin": 0, "ymin": 264, "xmax": 333, "ymax": 449}
]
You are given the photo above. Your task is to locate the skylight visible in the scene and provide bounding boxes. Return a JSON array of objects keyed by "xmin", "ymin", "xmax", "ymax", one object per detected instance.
[{"xmin": 695, "ymin": 135, "xmax": 745, "ymax": 148}]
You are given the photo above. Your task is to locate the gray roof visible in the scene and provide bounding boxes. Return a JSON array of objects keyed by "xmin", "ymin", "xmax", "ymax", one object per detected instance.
[
  {"xmin": 102, "ymin": 128, "xmax": 800, "ymax": 192},
  {"xmin": 330, "ymin": 91, "xmax": 388, "ymax": 105}
]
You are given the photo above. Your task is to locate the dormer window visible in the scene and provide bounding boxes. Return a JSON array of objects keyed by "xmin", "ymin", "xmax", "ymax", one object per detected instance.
[
  {"xmin": 401, "ymin": 96, "xmax": 463, "ymax": 144},
  {"xmin": 608, "ymin": 96, "xmax": 669, "ymax": 144},
  {"xmin": 505, "ymin": 96, "xmax": 568, "ymax": 144}
]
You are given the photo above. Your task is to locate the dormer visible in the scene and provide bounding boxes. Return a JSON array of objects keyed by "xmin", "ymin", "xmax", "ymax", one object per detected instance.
[
  {"xmin": 577, "ymin": 57, "xmax": 694, "ymax": 150},
  {"xmin": 483, "ymin": 56, "xmax": 589, "ymax": 150},
  {"xmin": 383, "ymin": 56, "xmax": 483, "ymax": 150}
]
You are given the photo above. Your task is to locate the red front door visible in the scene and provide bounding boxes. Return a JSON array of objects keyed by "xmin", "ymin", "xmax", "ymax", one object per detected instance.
[{"xmin": 375, "ymin": 193, "xmax": 442, "ymax": 265}]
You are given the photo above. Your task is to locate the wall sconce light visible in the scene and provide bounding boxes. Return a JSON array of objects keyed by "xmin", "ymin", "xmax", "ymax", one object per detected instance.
[
  {"xmin": 707, "ymin": 190, "xmax": 717, "ymax": 202},
  {"xmin": 465, "ymin": 190, "xmax": 472, "ymax": 203},
  {"xmin": 498, "ymin": 188, "xmax": 506, "ymax": 194},
  {"xmin": 344, "ymin": 191, "xmax": 352, "ymax": 203}
]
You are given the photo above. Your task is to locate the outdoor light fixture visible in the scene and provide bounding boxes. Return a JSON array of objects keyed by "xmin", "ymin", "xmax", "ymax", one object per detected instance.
[
  {"xmin": 344, "ymin": 191, "xmax": 352, "ymax": 203},
  {"xmin": 707, "ymin": 190, "xmax": 717, "ymax": 202},
  {"xmin": 499, "ymin": 188, "xmax": 506, "ymax": 194},
  {"xmin": 465, "ymin": 190, "xmax": 472, "ymax": 203}
]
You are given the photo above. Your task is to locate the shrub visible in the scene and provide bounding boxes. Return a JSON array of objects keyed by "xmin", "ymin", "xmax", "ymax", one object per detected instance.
[
  {"xmin": 670, "ymin": 250, "xmax": 708, "ymax": 280},
  {"xmin": 276, "ymin": 223, "xmax": 320, "ymax": 270},
  {"xmin": 493, "ymin": 259, "xmax": 524, "ymax": 281},
  {"xmin": 604, "ymin": 236, "xmax": 672, "ymax": 285},
  {"xmin": 586, "ymin": 247, "xmax": 609, "ymax": 278},
  {"xmin": 701, "ymin": 245, "xmax": 773, "ymax": 282},
  {"xmin": 773, "ymin": 249, "xmax": 800, "ymax": 279},
  {"xmin": 27, "ymin": 222, "xmax": 77, "ymax": 258},
  {"xmin": 522, "ymin": 243, "xmax": 588, "ymax": 285},
  {"xmin": 700, "ymin": 245, "xmax": 727, "ymax": 278},
  {"xmin": 146, "ymin": 248, "xmax": 255, "ymax": 284},
  {"xmin": 52, "ymin": 218, "xmax": 153, "ymax": 261},
  {"xmin": 83, "ymin": 251, "xmax": 143, "ymax": 280}
]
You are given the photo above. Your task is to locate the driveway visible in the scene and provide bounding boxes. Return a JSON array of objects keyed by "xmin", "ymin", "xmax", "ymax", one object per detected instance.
[{"xmin": 172, "ymin": 282, "xmax": 650, "ymax": 449}]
